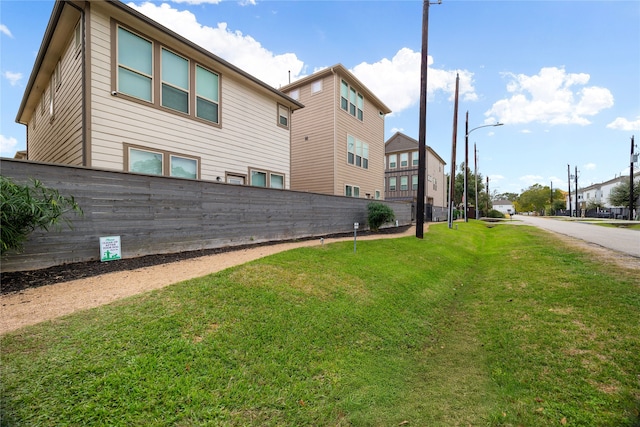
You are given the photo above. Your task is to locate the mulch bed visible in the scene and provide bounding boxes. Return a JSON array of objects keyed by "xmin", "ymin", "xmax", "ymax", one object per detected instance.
[{"xmin": 1, "ymin": 226, "xmax": 411, "ymax": 295}]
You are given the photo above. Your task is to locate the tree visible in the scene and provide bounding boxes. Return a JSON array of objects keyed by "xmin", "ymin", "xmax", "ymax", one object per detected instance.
[
  {"xmin": 1, "ymin": 176, "xmax": 82, "ymax": 255},
  {"xmin": 367, "ymin": 202, "xmax": 395, "ymax": 232},
  {"xmin": 495, "ymin": 192, "xmax": 519, "ymax": 202},
  {"xmin": 608, "ymin": 179, "xmax": 640, "ymax": 208},
  {"xmin": 453, "ymin": 163, "xmax": 485, "ymax": 209},
  {"xmin": 516, "ymin": 184, "xmax": 551, "ymax": 215}
]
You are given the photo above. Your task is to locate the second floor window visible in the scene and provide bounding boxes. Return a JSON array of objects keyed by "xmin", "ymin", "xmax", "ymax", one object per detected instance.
[
  {"xmin": 196, "ymin": 65, "xmax": 219, "ymax": 123},
  {"xmin": 400, "ymin": 176, "xmax": 408, "ymax": 191},
  {"xmin": 400, "ymin": 153, "xmax": 408, "ymax": 167},
  {"xmin": 412, "ymin": 151, "xmax": 419, "ymax": 166},
  {"xmin": 389, "ymin": 154, "xmax": 397, "ymax": 169},
  {"xmin": 117, "ymin": 27, "xmax": 153, "ymax": 102},
  {"xmin": 347, "ymin": 135, "xmax": 369, "ymax": 169},
  {"xmin": 389, "ymin": 177, "xmax": 397, "ymax": 191},
  {"xmin": 161, "ymin": 48, "xmax": 189, "ymax": 114}
]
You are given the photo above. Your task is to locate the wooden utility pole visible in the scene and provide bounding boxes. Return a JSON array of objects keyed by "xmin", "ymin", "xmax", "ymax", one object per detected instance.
[
  {"xmin": 448, "ymin": 74, "xmax": 460, "ymax": 229},
  {"xmin": 416, "ymin": 0, "xmax": 430, "ymax": 238},
  {"xmin": 630, "ymin": 135, "xmax": 636, "ymax": 220}
]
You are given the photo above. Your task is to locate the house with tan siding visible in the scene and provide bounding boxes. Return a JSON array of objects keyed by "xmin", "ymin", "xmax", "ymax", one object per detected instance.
[
  {"xmin": 16, "ymin": 0, "xmax": 303, "ymax": 188},
  {"xmin": 279, "ymin": 65, "xmax": 391, "ymax": 199},
  {"xmin": 384, "ymin": 132, "xmax": 447, "ymax": 221}
]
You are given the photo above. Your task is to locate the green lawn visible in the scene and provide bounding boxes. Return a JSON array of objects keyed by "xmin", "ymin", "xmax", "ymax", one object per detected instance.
[{"xmin": 2, "ymin": 221, "xmax": 639, "ymax": 426}]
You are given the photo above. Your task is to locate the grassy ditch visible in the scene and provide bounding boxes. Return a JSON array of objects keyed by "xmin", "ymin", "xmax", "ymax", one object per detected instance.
[{"xmin": 1, "ymin": 222, "xmax": 639, "ymax": 426}]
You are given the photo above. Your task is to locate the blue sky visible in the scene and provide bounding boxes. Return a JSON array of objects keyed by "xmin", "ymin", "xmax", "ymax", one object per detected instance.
[{"xmin": 1, "ymin": 0, "xmax": 639, "ymax": 194}]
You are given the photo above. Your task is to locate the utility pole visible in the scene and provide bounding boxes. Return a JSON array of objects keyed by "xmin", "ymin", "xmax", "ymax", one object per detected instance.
[
  {"xmin": 630, "ymin": 135, "xmax": 636, "ymax": 221},
  {"xmin": 415, "ymin": 0, "xmax": 430, "ymax": 238},
  {"xmin": 474, "ymin": 143, "xmax": 478, "ymax": 219},
  {"xmin": 464, "ymin": 111, "xmax": 469, "ymax": 222},
  {"xmin": 448, "ymin": 74, "xmax": 460, "ymax": 229},
  {"xmin": 550, "ymin": 181, "xmax": 553, "ymax": 214},
  {"xmin": 486, "ymin": 176, "xmax": 489, "ymax": 214},
  {"xmin": 575, "ymin": 166, "xmax": 579, "ymax": 217},
  {"xmin": 567, "ymin": 164, "xmax": 572, "ymax": 217}
]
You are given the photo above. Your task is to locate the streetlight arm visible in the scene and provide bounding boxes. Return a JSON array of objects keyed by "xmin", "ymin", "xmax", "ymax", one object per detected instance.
[{"xmin": 466, "ymin": 122, "xmax": 503, "ymax": 137}]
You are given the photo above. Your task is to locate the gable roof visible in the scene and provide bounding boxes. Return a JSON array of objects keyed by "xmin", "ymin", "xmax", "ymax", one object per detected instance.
[
  {"xmin": 384, "ymin": 132, "xmax": 446, "ymax": 165},
  {"xmin": 280, "ymin": 64, "xmax": 391, "ymax": 115},
  {"xmin": 16, "ymin": 0, "xmax": 303, "ymax": 124}
]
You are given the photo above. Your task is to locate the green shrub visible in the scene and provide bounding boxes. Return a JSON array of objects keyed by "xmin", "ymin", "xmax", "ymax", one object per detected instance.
[
  {"xmin": 367, "ymin": 202, "xmax": 395, "ymax": 232},
  {"xmin": 0, "ymin": 176, "xmax": 82, "ymax": 255},
  {"xmin": 487, "ymin": 209, "xmax": 505, "ymax": 219}
]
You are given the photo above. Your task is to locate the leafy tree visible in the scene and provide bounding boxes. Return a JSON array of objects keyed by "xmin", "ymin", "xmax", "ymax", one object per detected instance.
[
  {"xmin": 495, "ymin": 192, "xmax": 519, "ymax": 202},
  {"xmin": 1, "ymin": 176, "xmax": 82, "ymax": 255},
  {"xmin": 367, "ymin": 202, "xmax": 395, "ymax": 232},
  {"xmin": 453, "ymin": 163, "xmax": 485, "ymax": 209},
  {"xmin": 517, "ymin": 184, "xmax": 551, "ymax": 215},
  {"xmin": 608, "ymin": 179, "xmax": 640, "ymax": 207}
]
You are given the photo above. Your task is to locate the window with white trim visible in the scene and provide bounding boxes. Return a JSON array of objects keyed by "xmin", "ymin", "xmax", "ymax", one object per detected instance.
[
  {"xmin": 412, "ymin": 151, "xmax": 419, "ymax": 166},
  {"xmin": 250, "ymin": 170, "xmax": 267, "ymax": 187},
  {"xmin": 270, "ymin": 173, "xmax": 284, "ymax": 189},
  {"xmin": 345, "ymin": 185, "xmax": 360, "ymax": 198},
  {"xmin": 375, "ymin": 190, "xmax": 381, "ymax": 200},
  {"xmin": 289, "ymin": 89, "xmax": 299, "ymax": 100},
  {"xmin": 278, "ymin": 104, "xmax": 289, "ymax": 128},
  {"xmin": 196, "ymin": 65, "xmax": 219, "ymax": 123},
  {"xmin": 161, "ymin": 48, "xmax": 189, "ymax": 114},
  {"xmin": 170, "ymin": 155, "xmax": 197, "ymax": 179},
  {"xmin": 340, "ymin": 79, "xmax": 364, "ymax": 121},
  {"xmin": 400, "ymin": 176, "xmax": 408, "ymax": 191},
  {"xmin": 389, "ymin": 177, "xmax": 397, "ymax": 191},
  {"xmin": 347, "ymin": 135, "xmax": 368, "ymax": 169},
  {"xmin": 117, "ymin": 27, "xmax": 153, "ymax": 102},
  {"xmin": 412, "ymin": 175, "xmax": 418, "ymax": 191},
  {"xmin": 389, "ymin": 154, "xmax": 397, "ymax": 169},
  {"xmin": 400, "ymin": 153, "xmax": 408, "ymax": 167},
  {"xmin": 226, "ymin": 174, "xmax": 245, "ymax": 185},
  {"xmin": 311, "ymin": 80, "xmax": 322, "ymax": 93},
  {"xmin": 48, "ymin": 80, "xmax": 55, "ymax": 121}
]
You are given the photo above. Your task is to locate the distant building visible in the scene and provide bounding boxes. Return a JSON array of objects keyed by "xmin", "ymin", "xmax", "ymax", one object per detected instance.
[
  {"xmin": 280, "ymin": 64, "xmax": 391, "ymax": 198},
  {"xmin": 384, "ymin": 132, "xmax": 447, "ymax": 221},
  {"xmin": 493, "ymin": 199, "xmax": 515, "ymax": 215}
]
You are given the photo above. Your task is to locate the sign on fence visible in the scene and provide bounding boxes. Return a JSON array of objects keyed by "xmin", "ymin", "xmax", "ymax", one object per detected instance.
[{"xmin": 100, "ymin": 236, "xmax": 121, "ymax": 262}]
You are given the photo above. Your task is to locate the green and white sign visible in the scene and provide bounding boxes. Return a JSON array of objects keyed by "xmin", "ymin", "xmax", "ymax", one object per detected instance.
[{"xmin": 100, "ymin": 236, "xmax": 121, "ymax": 262}]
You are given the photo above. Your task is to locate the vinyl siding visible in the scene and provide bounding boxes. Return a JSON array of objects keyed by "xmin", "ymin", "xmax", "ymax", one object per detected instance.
[
  {"xmin": 289, "ymin": 74, "xmax": 335, "ymax": 193},
  {"xmin": 87, "ymin": 5, "xmax": 290, "ymax": 186},
  {"xmin": 27, "ymin": 20, "xmax": 83, "ymax": 166},
  {"xmin": 334, "ymin": 72, "xmax": 385, "ymax": 198}
]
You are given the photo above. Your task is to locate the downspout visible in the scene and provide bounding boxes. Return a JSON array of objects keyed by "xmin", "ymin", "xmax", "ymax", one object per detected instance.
[
  {"xmin": 67, "ymin": 1, "xmax": 87, "ymax": 167},
  {"xmin": 331, "ymin": 67, "xmax": 336, "ymax": 194}
]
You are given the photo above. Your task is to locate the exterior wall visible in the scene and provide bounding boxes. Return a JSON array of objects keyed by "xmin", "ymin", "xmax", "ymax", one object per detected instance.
[
  {"xmin": 0, "ymin": 159, "xmax": 412, "ymax": 273},
  {"xmin": 87, "ymin": 4, "xmax": 291, "ymax": 186},
  {"xmin": 27, "ymin": 16, "xmax": 84, "ymax": 166},
  {"xmin": 334, "ymin": 70, "xmax": 386, "ymax": 199},
  {"xmin": 384, "ymin": 133, "xmax": 447, "ymax": 213},
  {"xmin": 288, "ymin": 74, "xmax": 336, "ymax": 193}
]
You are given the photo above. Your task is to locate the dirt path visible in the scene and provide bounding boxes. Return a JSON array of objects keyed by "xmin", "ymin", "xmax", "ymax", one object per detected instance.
[{"xmin": 1, "ymin": 227, "xmax": 417, "ymax": 334}]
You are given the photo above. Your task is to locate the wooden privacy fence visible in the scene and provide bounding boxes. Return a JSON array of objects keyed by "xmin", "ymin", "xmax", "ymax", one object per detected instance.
[{"xmin": 1, "ymin": 159, "xmax": 412, "ymax": 272}]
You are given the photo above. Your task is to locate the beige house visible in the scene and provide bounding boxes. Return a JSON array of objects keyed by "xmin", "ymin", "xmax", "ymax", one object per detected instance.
[
  {"xmin": 280, "ymin": 65, "xmax": 391, "ymax": 199},
  {"xmin": 16, "ymin": 0, "xmax": 303, "ymax": 188},
  {"xmin": 384, "ymin": 132, "xmax": 447, "ymax": 221}
]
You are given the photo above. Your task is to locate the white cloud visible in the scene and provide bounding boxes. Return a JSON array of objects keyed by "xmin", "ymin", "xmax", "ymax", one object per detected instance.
[
  {"xmin": 521, "ymin": 129, "xmax": 532, "ymax": 134},
  {"xmin": 485, "ymin": 67, "xmax": 614, "ymax": 126},
  {"xmin": 351, "ymin": 48, "xmax": 477, "ymax": 115},
  {"xmin": 3, "ymin": 71, "xmax": 23, "ymax": 86},
  {"xmin": 519, "ymin": 174, "xmax": 544, "ymax": 187},
  {"xmin": 128, "ymin": 2, "xmax": 475, "ymax": 116},
  {"xmin": 389, "ymin": 127, "xmax": 404, "ymax": 135},
  {"xmin": 606, "ymin": 116, "xmax": 640, "ymax": 131},
  {"xmin": 0, "ymin": 135, "xmax": 19, "ymax": 157},
  {"xmin": 0, "ymin": 24, "xmax": 13, "ymax": 38},
  {"xmin": 170, "ymin": 0, "xmax": 222, "ymax": 4},
  {"xmin": 128, "ymin": 2, "xmax": 303, "ymax": 88},
  {"xmin": 584, "ymin": 163, "xmax": 596, "ymax": 171}
]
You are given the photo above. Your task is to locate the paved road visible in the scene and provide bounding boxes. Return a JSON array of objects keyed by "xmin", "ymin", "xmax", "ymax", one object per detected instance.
[{"xmin": 514, "ymin": 215, "xmax": 639, "ymax": 258}]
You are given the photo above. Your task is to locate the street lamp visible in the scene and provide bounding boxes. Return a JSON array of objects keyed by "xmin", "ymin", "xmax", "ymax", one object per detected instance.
[{"xmin": 465, "ymin": 114, "xmax": 502, "ymax": 221}]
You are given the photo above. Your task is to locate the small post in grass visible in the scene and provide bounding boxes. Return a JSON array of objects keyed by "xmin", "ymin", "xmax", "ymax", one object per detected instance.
[{"xmin": 353, "ymin": 222, "xmax": 359, "ymax": 253}]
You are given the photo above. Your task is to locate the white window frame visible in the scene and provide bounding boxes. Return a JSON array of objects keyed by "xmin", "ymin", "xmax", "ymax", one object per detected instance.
[
  {"xmin": 161, "ymin": 47, "xmax": 190, "ymax": 114},
  {"xmin": 400, "ymin": 176, "xmax": 408, "ymax": 191},
  {"xmin": 116, "ymin": 26, "xmax": 153, "ymax": 103},
  {"xmin": 412, "ymin": 151, "xmax": 419, "ymax": 167},
  {"xmin": 389, "ymin": 177, "xmax": 397, "ymax": 191},
  {"xmin": 311, "ymin": 80, "xmax": 322, "ymax": 93},
  {"xmin": 389, "ymin": 154, "xmax": 397, "ymax": 169},
  {"xmin": 277, "ymin": 104, "xmax": 290, "ymax": 129},
  {"xmin": 400, "ymin": 153, "xmax": 408, "ymax": 168},
  {"xmin": 270, "ymin": 172, "xmax": 285, "ymax": 189}
]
